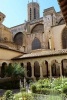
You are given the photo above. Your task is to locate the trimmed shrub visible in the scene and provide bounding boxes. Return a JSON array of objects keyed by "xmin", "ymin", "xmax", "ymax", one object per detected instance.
[
  {"xmin": 63, "ymin": 85, "xmax": 67, "ymax": 95},
  {"xmin": 31, "ymin": 85, "xmax": 37, "ymax": 93},
  {"xmin": 22, "ymin": 92, "xmax": 33, "ymax": 100},
  {"xmin": 36, "ymin": 88, "xmax": 50, "ymax": 95},
  {"xmin": 50, "ymin": 89, "xmax": 62, "ymax": 95},
  {"xmin": 20, "ymin": 87, "xmax": 26, "ymax": 92},
  {"xmin": 3, "ymin": 90, "xmax": 14, "ymax": 100}
]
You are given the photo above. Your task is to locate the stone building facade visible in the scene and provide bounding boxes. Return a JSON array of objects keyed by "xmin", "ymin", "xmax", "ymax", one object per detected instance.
[{"xmin": 0, "ymin": 0, "xmax": 67, "ymax": 80}]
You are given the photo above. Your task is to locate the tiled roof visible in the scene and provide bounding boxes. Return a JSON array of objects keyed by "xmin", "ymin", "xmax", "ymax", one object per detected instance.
[{"xmin": 13, "ymin": 49, "xmax": 67, "ymax": 59}]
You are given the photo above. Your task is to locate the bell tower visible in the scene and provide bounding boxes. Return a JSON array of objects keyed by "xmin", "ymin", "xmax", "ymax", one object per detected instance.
[{"xmin": 27, "ymin": 0, "xmax": 40, "ymax": 21}]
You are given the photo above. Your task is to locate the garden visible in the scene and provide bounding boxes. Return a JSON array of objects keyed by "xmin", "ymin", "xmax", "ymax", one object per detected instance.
[
  {"xmin": 0, "ymin": 77, "xmax": 67, "ymax": 100},
  {"xmin": 0, "ymin": 63, "xmax": 67, "ymax": 100}
]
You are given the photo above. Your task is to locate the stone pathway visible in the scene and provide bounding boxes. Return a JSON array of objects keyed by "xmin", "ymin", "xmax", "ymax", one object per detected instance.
[{"xmin": 0, "ymin": 89, "xmax": 20, "ymax": 96}]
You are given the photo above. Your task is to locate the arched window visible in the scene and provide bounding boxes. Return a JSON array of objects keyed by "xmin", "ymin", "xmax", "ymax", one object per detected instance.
[
  {"xmin": 31, "ymin": 24, "xmax": 44, "ymax": 33},
  {"xmin": 13, "ymin": 32, "xmax": 23, "ymax": 46},
  {"xmin": 62, "ymin": 27, "xmax": 67, "ymax": 49},
  {"xmin": 32, "ymin": 38, "xmax": 41, "ymax": 50},
  {"xmin": 1, "ymin": 62, "xmax": 7, "ymax": 78},
  {"xmin": 30, "ymin": 8, "xmax": 31, "ymax": 20},
  {"xmin": 34, "ymin": 8, "xmax": 36, "ymax": 19}
]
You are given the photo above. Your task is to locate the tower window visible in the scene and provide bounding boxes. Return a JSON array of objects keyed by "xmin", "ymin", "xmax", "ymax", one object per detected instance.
[
  {"xmin": 34, "ymin": 8, "xmax": 36, "ymax": 19},
  {"xmin": 30, "ymin": 8, "xmax": 31, "ymax": 20}
]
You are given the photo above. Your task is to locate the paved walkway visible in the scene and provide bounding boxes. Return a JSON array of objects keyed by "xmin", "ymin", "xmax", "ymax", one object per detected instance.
[{"xmin": 0, "ymin": 89, "xmax": 20, "ymax": 96}]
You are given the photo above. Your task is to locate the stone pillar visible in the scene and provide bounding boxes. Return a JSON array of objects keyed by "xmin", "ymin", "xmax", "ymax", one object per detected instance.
[
  {"xmin": 31, "ymin": 64, "xmax": 35, "ymax": 80},
  {"xmin": 24, "ymin": 63, "xmax": 27, "ymax": 78},
  {"xmin": 48, "ymin": 62, "xmax": 52, "ymax": 79},
  {"xmin": 40, "ymin": 65, "xmax": 43, "ymax": 79},
  {"xmin": 58, "ymin": 62, "xmax": 62, "ymax": 77}
]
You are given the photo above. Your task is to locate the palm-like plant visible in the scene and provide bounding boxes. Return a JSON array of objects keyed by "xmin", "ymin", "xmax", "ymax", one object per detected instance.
[
  {"xmin": 6, "ymin": 63, "xmax": 25, "ymax": 79},
  {"xmin": 12, "ymin": 63, "xmax": 25, "ymax": 78}
]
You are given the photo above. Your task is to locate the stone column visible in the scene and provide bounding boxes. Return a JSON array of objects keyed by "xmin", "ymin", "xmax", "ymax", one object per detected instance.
[
  {"xmin": 58, "ymin": 62, "xmax": 62, "ymax": 77},
  {"xmin": 48, "ymin": 62, "xmax": 52, "ymax": 79},
  {"xmin": 24, "ymin": 63, "xmax": 27, "ymax": 78},
  {"xmin": 40, "ymin": 65, "xmax": 43, "ymax": 79},
  {"xmin": 31, "ymin": 64, "xmax": 35, "ymax": 80}
]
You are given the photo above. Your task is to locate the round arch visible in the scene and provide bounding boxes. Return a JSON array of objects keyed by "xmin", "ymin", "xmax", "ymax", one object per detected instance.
[
  {"xmin": 13, "ymin": 32, "xmax": 23, "ymax": 46},
  {"xmin": 51, "ymin": 60, "xmax": 60, "ymax": 77},
  {"xmin": 42, "ymin": 60, "xmax": 49, "ymax": 77},
  {"xmin": 1, "ymin": 62, "xmax": 7, "ymax": 78},
  {"xmin": 61, "ymin": 59, "xmax": 67, "ymax": 76},
  {"xmin": 34, "ymin": 61, "xmax": 40, "ymax": 78},
  {"xmin": 31, "ymin": 24, "xmax": 44, "ymax": 33},
  {"xmin": 27, "ymin": 62, "xmax": 32, "ymax": 77},
  {"xmin": 21, "ymin": 63, "xmax": 24, "ymax": 68}
]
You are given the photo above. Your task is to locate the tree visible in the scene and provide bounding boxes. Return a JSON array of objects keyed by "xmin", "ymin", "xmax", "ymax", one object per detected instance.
[{"xmin": 6, "ymin": 63, "xmax": 25, "ymax": 78}]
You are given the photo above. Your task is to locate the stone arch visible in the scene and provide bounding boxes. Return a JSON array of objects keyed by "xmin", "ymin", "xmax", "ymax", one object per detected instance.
[
  {"xmin": 34, "ymin": 61, "xmax": 40, "ymax": 78},
  {"xmin": 42, "ymin": 60, "xmax": 49, "ymax": 77},
  {"xmin": 27, "ymin": 62, "xmax": 32, "ymax": 77},
  {"xmin": 51, "ymin": 60, "xmax": 60, "ymax": 77},
  {"xmin": 31, "ymin": 24, "xmax": 44, "ymax": 33},
  {"xmin": 13, "ymin": 32, "xmax": 23, "ymax": 46},
  {"xmin": 61, "ymin": 59, "xmax": 67, "ymax": 76},
  {"xmin": 62, "ymin": 27, "xmax": 67, "ymax": 49},
  {"xmin": 21, "ymin": 63, "xmax": 24, "ymax": 68},
  {"xmin": 58, "ymin": 18, "xmax": 65, "ymax": 25},
  {"xmin": 1, "ymin": 62, "xmax": 7, "ymax": 78},
  {"xmin": 32, "ymin": 37, "xmax": 41, "ymax": 50}
]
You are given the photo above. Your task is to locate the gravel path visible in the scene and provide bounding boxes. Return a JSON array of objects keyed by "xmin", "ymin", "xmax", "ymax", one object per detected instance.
[{"xmin": 0, "ymin": 89, "xmax": 20, "ymax": 96}]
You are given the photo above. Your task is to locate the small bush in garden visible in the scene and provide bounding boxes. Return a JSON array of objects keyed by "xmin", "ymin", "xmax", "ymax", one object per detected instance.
[
  {"xmin": 50, "ymin": 89, "xmax": 62, "ymax": 95},
  {"xmin": 31, "ymin": 85, "xmax": 36, "ymax": 93},
  {"xmin": 20, "ymin": 87, "xmax": 26, "ymax": 92},
  {"xmin": 63, "ymin": 85, "xmax": 67, "ymax": 95},
  {"xmin": 14, "ymin": 93, "xmax": 22, "ymax": 100},
  {"xmin": 3, "ymin": 90, "xmax": 14, "ymax": 100},
  {"xmin": 36, "ymin": 88, "xmax": 50, "ymax": 95},
  {"xmin": 22, "ymin": 92, "xmax": 33, "ymax": 100}
]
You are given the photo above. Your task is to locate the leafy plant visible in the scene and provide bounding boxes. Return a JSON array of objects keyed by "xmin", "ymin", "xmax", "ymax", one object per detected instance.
[
  {"xmin": 12, "ymin": 63, "xmax": 25, "ymax": 78},
  {"xmin": 3, "ymin": 90, "xmax": 14, "ymax": 100},
  {"xmin": 6, "ymin": 63, "xmax": 14, "ymax": 77},
  {"xmin": 22, "ymin": 92, "xmax": 33, "ymax": 100},
  {"xmin": 31, "ymin": 85, "xmax": 37, "ymax": 93},
  {"xmin": 5, "ymin": 63, "xmax": 25, "ymax": 78}
]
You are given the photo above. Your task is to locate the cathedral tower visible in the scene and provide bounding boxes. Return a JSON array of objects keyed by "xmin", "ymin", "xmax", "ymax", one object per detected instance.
[{"xmin": 27, "ymin": 0, "xmax": 40, "ymax": 21}]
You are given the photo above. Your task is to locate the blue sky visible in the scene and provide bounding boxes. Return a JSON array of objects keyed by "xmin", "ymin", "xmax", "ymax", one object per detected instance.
[{"xmin": 0, "ymin": 0, "xmax": 60, "ymax": 28}]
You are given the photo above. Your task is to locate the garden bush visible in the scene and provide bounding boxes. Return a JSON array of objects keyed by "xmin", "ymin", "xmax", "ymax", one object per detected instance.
[
  {"xmin": 36, "ymin": 88, "xmax": 50, "ymax": 95},
  {"xmin": 20, "ymin": 87, "xmax": 26, "ymax": 92},
  {"xmin": 22, "ymin": 92, "xmax": 33, "ymax": 100},
  {"xmin": 30, "ymin": 77, "xmax": 67, "ymax": 95},
  {"xmin": 3, "ymin": 90, "xmax": 14, "ymax": 100},
  {"xmin": 31, "ymin": 84, "xmax": 37, "ymax": 93},
  {"xmin": 63, "ymin": 85, "xmax": 67, "ymax": 95}
]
